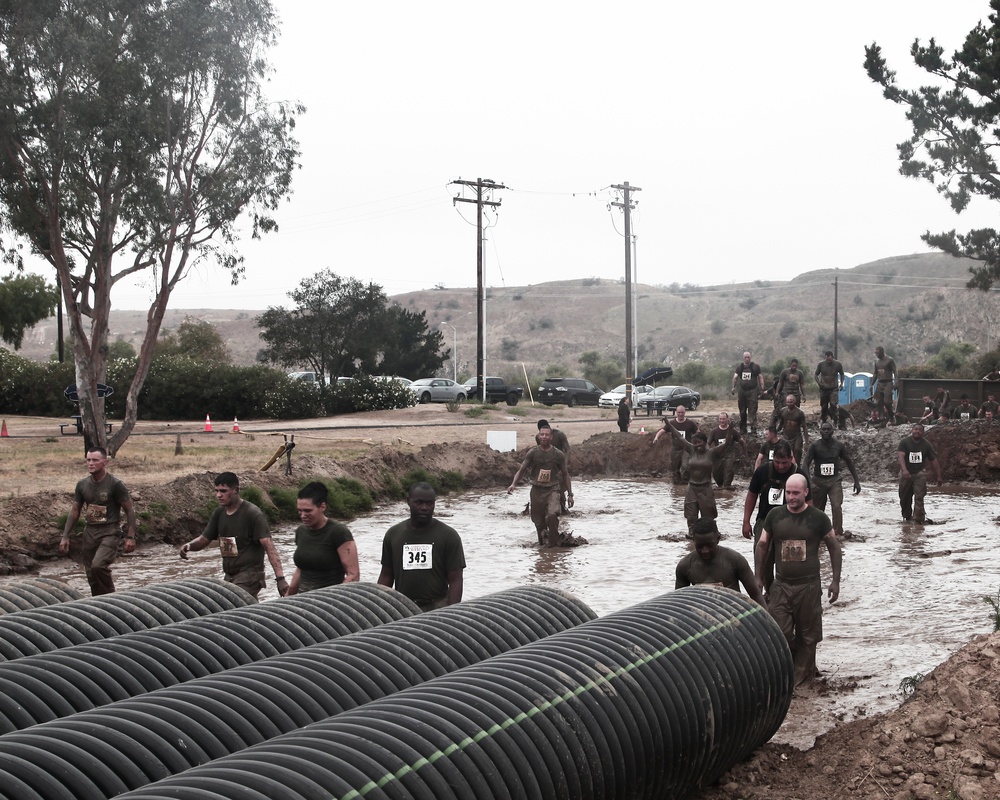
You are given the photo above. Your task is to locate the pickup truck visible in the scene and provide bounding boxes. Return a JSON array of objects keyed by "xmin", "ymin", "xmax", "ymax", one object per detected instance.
[{"xmin": 461, "ymin": 376, "xmax": 524, "ymax": 406}]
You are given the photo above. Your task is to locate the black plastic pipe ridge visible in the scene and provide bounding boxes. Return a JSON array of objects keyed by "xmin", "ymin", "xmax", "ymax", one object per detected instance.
[
  {"xmin": 0, "ymin": 578, "xmax": 82, "ymax": 613},
  {"xmin": 0, "ymin": 583, "xmax": 420, "ymax": 733},
  {"xmin": 0, "ymin": 586, "xmax": 597, "ymax": 800},
  {"xmin": 0, "ymin": 578, "xmax": 257, "ymax": 661},
  {"xmin": 111, "ymin": 586, "xmax": 794, "ymax": 800}
]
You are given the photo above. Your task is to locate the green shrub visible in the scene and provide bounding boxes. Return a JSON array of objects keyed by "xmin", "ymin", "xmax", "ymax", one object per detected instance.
[
  {"xmin": 239, "ymin": 485, "xmax": 278, "ymax": 524},
  {"xmin": 326, "ymin": 477, "xmax": 376, "ymax": 518},
  {"xmin": 269, "ymin": 487, "xmax": 300, "ymax": 520},
  {"xmin": 401, "ymin": 468, "xmax": 464, "ymax": 496}
]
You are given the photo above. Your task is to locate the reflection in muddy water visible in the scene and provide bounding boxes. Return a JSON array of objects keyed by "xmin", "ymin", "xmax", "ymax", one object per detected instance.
[{"xmin": 25, "ymin": 478, "xmax": 1000, "ymax": 749}]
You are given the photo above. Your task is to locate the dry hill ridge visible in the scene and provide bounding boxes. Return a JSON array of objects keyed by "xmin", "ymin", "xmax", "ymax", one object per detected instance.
[{"xmin": 13, "ymin": 252, "xmax": 1000, "ymax": 378}]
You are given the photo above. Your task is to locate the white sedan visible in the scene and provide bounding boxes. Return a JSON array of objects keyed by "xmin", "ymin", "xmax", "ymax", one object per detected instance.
[
  {"xmin": 598, "ymin": 384, "xmax": 652, "ymax": 408},
  {"xmin": 410, "ymin": 378, "xmax": 467, "ymax": 404}
]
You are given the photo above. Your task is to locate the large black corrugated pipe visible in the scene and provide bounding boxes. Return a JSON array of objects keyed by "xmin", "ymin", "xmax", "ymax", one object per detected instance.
[
  {"xmin": 0, "ymin": 582, "xmax": 419, "ymax": 733},
  {"xmin": 113, "ymin": 586, "xmax": 793, "ymax": 800},
  {"xmin": 0, "ymin": 579, "xmax": 83, "ymax": 613},
  {"xmin": 0, "ymin": 578, "xmax": 255, "ymax": 662},
  {"xmin": 0, "ymin": 586, "xmax": 596, "ymax": 800}
]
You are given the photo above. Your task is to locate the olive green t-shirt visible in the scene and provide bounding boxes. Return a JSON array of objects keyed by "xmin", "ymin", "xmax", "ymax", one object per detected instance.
[{"xmin": 763, "ymin": 505, "xmax": 832, "ymax": 582}]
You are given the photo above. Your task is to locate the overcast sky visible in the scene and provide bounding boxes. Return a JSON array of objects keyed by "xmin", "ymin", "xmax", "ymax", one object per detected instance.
[{"xmin": 25, "ymin": 1, "xmax": 1000, "ymax": 309}]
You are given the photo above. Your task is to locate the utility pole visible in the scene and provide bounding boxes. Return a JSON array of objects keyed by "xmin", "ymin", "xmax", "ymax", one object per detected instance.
[
  {"xmin": 612, "ymin": 182, "xmax": 641, "ymax": 396},
  {"xmin": 833, "ymin": 273, "xmax": 839, "ymax": 359},
  {"xmin": 452, "ymin": 178, "xmax": 505, "ymax": 394}
]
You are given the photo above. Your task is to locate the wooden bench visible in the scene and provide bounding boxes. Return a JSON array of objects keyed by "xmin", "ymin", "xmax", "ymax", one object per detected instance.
[
  {"xmin": 60, "ymin": 416, "xmax": 113, "ymax": 436},
  {"xmin": 635, "ymin": 401, "xmax": 668, "ymax": 417}
]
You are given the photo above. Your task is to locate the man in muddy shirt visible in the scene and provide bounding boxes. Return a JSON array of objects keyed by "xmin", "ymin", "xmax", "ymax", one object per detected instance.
[
  {"xmin": 897, "ymin": 424, "xmax": 942, "ymax": 525},
  {"xmin": 950, "ymin": 396, "xmax": 978, "ymax": 421},
  {"xmin": 803, "ymin": 422, "xmax": 861, "ymax": 539},
  {"xmin": 509, "ymin": 425, "xmax": 574, "ymax": 546},
  {"xmin": 59, "ymin": 447, "xmax": 137, "ymax": 596},
  {"xmin": 777, "ymin": 359, "xmax": 806, "ymax": 407},
  {"xmin": 676, "ymin": 519, "xmax": 765, "ymax": 605},
  {"xmin": 814, "ymin": 351, "xmax": 844, "ymax": 425},
  {"xmin": 732, "ymin": 351, "xmax": 765, "ymax": 434},
  {"xmin": 179, "ymin": 472, "xmax": 289, "ymax": 599},
  {"xmin": 710, "ymin": 411, "xmax": 744, "ymax": 489},
  {"xmin": 742, "ymin": 440, "xmax": 811, "ymax": 593},
  {"xmin": 774, "ymin": 393, "xmax": 809, "ymax": 465},
  {"xmin": 654, "ymin": 405, "xmax": 699, "ymax": 484},
  {"xmin": 980, "ymin": 393, "xmax": 999, "ymax": 419},
  {"xmin": 872, "ymin": 346, "xmax": 897, "ymax": 422},
  {"xmin": 756, "ymin": 473, "xmax": 842, "ymax": 687}
]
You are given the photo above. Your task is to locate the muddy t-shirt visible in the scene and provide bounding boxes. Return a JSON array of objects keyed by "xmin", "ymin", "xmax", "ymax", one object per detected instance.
[
  {"xmin": 669, "ymin": 418, "xmax": 699, "ymax": 442},
  {"xmin": 815, "ymin": 360, "xmax": 844, "ymax": 389},
  {"xmin": 874, "ymin": 355, "xmax": 896, "ymax": 383},
  {"xmin": 748, "ymin": 463, "xmax": 810, "ymax": 525},
  {"xmin": 779, "ymin": 368, "xmax": 805, "ymax": 396},
  {"xmin": 898, "ymin": 437, "xmax": 936, "ymax": 475},
  {"xmin": 202, "ymin": 500, "xmax": 271, "ymax": 577},
  {"xmin": 735, "ymin": 362, "xmax": 761, "ymax": 392},
  {"xmin": 523, "ymin": 446, "xmax": 566, "ymax": 496},
  {"xmin": 806, "ymin": 439, "xmax": 848, "ymax": 480},
  {"xmin": 763, "ymin": 505, "xmax": 832, "ymax": 582},
  {"xmin": 778, "ymin": 406, "xmax": 806, "ymax": 439},
  {"xmin": 74, "ymin": 473, "xmax": 129, "ymax": 534},
  {"xmin": 675, "ymin": 546, "xmax": 755, "ymax": 593},
  {"xmin": 710, "ymin": 425, "xmax": 741, "ymax": 453}
]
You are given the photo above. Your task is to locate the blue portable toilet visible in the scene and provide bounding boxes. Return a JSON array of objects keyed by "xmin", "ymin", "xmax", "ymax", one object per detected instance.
[
  {"xmin": 838, "ymin": 374, "xmax": 853, "ymax": 407},
  {"xmin": 849, "ymin": 372, "xmax": 873, "ymax": 403}
]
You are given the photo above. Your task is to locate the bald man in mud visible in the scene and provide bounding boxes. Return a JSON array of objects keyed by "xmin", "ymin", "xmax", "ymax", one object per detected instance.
[{"xmin": 756, "ymin": 473, "xmax": 842, "ymax": 687}]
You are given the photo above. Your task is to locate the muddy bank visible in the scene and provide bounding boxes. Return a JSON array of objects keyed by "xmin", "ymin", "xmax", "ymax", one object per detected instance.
[{"xmin": 694, "ymin": 632, "xmax": 1000, "ymax": 800}]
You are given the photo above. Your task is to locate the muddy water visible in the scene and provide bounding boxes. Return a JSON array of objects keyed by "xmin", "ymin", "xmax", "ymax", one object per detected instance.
[{"xmin": 27, "ymin": 479, "xmax": 1000, "ymax": 749}]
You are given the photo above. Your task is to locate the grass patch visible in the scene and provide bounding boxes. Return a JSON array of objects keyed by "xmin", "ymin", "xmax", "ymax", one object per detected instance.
[
  {"xmin": 54, "ymin": 513, "xmax": 85, "ymax": 533},
  {"xmin": 401, "ymin": 468, "xmax": 465, "ymax": 496},
  {"xmin": 269, "ymin": 486, "xmax": 299, "ymax": 520},
  {"xmin": 240, "ymin": 485, "xmax": 279, "ymax": 524},
  {"xmin": 464, "ymin": 406, "xmax": 488, "ymax": 419},
  {"xmin": 984, "ymin": 585, "xmax": 1000, "ymax": 631}
]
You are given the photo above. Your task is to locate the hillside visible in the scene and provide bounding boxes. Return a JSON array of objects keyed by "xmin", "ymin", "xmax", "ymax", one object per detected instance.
[{"xmin": 12, "ymin": 252, "xmax": 1000, "ymax": 379}]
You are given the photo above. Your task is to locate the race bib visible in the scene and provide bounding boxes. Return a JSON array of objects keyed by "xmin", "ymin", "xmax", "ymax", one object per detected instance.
[
  {"xmin": 219, "ymin": 537, "xmax": 239, "ymax": 558},
  {"xmin": 820, "ymin": 463, "xmax": 834, "ymax": 477},
  {"xmin": 536, "ymin": 468, "xmax": 552, "ymax": 484},
  {"xmin": 768, "ymin": 486, "xmax": 785, "ymax": 505},
  {"xmin": 961, "ymin": 413, "xmax": 971, "ymax": 421},
  {"xmin": 780, "ymin": 539, "xmax": 807, "ymax": 562},
  {"xmin": 717, "ymin": 438, "xmax": 726, "ymax": 447},
  {"xmin": 741, "ymin": 371, "xmax": 752, "ymax": 382},
  {"xmin": 85, "ymin": 503, "xmax": 109, "ymax": 524},
  {"xmin": 908, "ymin": 452, "xmax": 923, "ymax": 464},
  {"xmin": 403, "ymin": 543, "xmax": 432, "ymax": 570}
]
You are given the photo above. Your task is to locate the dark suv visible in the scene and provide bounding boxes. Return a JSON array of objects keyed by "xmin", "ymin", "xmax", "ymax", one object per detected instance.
[{"xmin": 537, "ymin": 377, "xmax": 604, "ymax": 407}]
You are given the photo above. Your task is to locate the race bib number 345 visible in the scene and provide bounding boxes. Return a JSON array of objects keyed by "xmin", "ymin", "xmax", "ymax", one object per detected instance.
[{"xmin": 403, "ymin": 543, "xmax": 433, "ymax": 570}]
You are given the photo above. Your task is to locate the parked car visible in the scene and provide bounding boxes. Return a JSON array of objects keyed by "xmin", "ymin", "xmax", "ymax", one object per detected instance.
[
  {"xmin": 372, "ymin": 375, "xmax": 412, "ymax": 386},
  {"xmin": 598, "ymin": 383, "xmax": 652, "ymax": 408},
  {"xmin": 537, "ymin": 377, "xmax": 604, "ymax": 407},
  {"xmin": 461, "ymin": 376, "xmax": 524, "ymax": 405},
  {"xmin": 410, "ymin": 377, "xmax": 468, "ymax": 404},
  {"xmin": 635, "ymin": 385, "xmax": 701, "ymax": 412}
]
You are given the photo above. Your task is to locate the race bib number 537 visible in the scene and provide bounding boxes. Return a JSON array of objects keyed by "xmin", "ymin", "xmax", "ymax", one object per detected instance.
[{"xmin": 403, "ymin": 543, "xmax": 433, "ymax": 570}]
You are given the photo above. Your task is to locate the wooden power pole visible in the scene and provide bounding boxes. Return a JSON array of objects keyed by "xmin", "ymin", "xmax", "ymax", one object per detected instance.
[
  {"xmin": 612, "ymin": 182, "xmax": 641, "ymax": 395},
  {"xmin": 452, "ymin": 178, "xmax": 505, "ymax": 393}
]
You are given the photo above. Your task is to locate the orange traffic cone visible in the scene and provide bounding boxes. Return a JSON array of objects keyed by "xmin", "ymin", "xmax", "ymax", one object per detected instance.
[
  {"xmin": 0, "ymin": 420, "xmax": 7, "ymax": 438},
  {"xmin": 640, "ymin": 425, "xmax": 646, "ymax": 435},
  {"xmin": 231, "ymin": 417, "xmax": 240, "ymax": 434},
  {"xmin": 203, "ymin": 414, "xmax": 213, "ymax": 433}
]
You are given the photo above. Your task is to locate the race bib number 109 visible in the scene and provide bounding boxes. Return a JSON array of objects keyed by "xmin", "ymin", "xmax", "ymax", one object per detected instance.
[{"xmin": 403, "ymin": 543, "xmax": 433, "ymax": 570}]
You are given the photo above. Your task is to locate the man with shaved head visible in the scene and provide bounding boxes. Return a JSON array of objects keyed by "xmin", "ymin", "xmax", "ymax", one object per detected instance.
[
  {"xmin": 755, "ymin": 473, "xmax": 842, "ymax": 687},
  {"xmin": 732, "ymin": 351, "xmax": 764, "ymax": 434}
]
